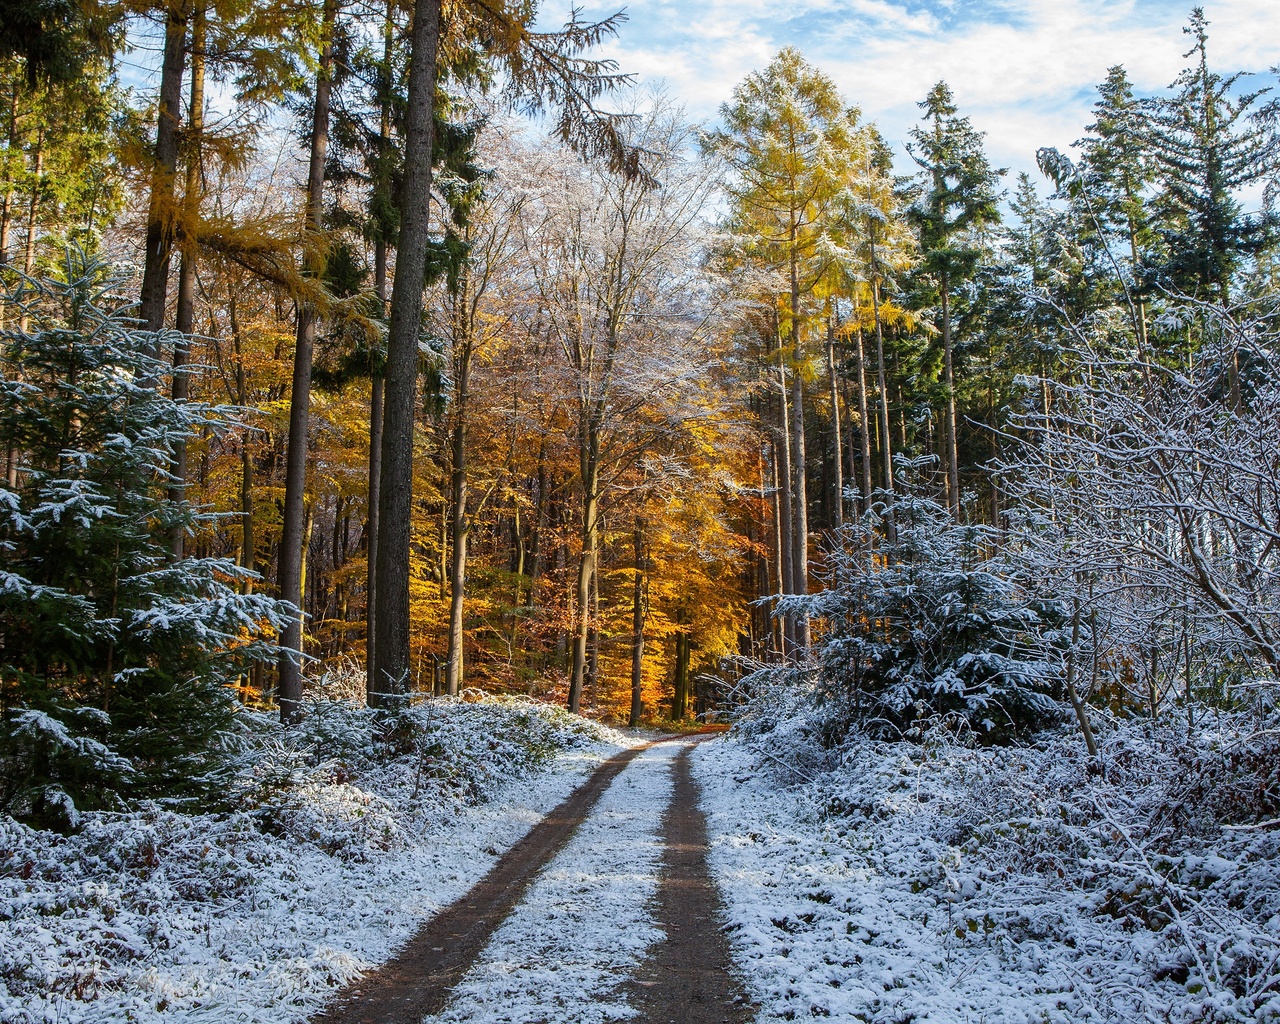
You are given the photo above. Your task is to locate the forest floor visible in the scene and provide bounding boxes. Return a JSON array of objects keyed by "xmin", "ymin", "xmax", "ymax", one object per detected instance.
[{"xmin": 7, "ymin": 703, "xmax": 1278, "ymax": 1023}]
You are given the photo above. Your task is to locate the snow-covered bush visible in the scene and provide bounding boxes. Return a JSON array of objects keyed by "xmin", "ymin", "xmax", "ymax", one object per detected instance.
[
  {"xmin": 725, "ymin": 707, "xmax": 1280, "ymax": 1022},
  {"xmin": 0, "ymin": 695, "xmax": 623, "ymax": 1021},
  {"xmin": 785, "ymin": 468, "xmax": 1067, "ymax": 745},
  {"xmin": 0, "ymin": 253, "xmax": 290, "ymax": 829}
]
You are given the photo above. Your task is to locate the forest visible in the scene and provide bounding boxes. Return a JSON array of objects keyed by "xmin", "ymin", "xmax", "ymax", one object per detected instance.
[{"xmin": 3, "ymin": 0, "xmax": 1280, "ymax": 1020}]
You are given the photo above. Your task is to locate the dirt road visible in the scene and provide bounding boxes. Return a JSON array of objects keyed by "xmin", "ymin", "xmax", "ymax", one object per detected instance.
[{"xmin": 312, "ymin": 738, "xmax": 751, "ymax": 1024}]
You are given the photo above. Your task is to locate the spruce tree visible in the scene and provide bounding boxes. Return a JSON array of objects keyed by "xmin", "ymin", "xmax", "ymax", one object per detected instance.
[
  {"xmin": 906, "ymin": 81, "xmax": 1002, "ymax": 512},
  {"xmin": 0, "ymin": 253, "xmax": 289, "ymax": 829},
  {"xmin": 1144, "ymin": 8, "xmax": 1275, "ymax": 306}
]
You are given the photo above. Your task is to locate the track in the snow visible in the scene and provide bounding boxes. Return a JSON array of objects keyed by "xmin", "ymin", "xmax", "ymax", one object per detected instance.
[
  {"xmin": 311, "ymin": 742, "xmax": 650, "ymax": 1024},
  {"xmin": 311, "ymin": 735, "xmax": 751, "ymax": 1024},
  {"xmin": 628, "ymin": 743, "xmax": 755, "ymax": 1024}
]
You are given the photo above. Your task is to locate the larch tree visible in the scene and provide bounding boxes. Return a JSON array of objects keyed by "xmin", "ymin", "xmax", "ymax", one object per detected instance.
[{"xmin": 710, "ymin": 47, "xmax": 860, "ymax": 655}]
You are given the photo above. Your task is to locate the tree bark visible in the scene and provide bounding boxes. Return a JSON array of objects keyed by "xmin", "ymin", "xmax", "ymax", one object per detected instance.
[
  {"xmin": 139, "ymin": 2, "xmax": 188, "ymax": 334},
  {"xmin": 277, "ymin": 0, "xmax": 336, "ymax": 722},
  {"xmin": 853, "ymin": 326, "xmax": 873, "ymax": 513},
  {"xmin": 168, "ymin": 4, "xmax": 205, "ymax": 560},
  {"xmin": 629, "ymin": 516, "xmax": 645, "ymax": 726},
  {"xmin": 372, "ymin": 0, "xmax": 442, "ymax": 701},
  {"xmin": 671, "ymin": 610, "xmax": 690, "ymax": 721},
  {"xmin": 446, "ymin": 272, "xmax": 472, "ymax": 697},
  {"xmin": 365, "ymin": 0, "xmax": 393, "ymax": 701},
  {"xmin": 825, "ymin": 311, "xmax": 843, "ymax": 529},
  {"xmin": 940, "ymin": 274, "xmax": 960, "ymax": 512}
]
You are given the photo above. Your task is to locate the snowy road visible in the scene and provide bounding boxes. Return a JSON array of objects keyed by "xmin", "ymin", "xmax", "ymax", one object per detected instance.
[{"xmin": 318, "ymin": 737, "xmax": 753, "ymax": 1024}]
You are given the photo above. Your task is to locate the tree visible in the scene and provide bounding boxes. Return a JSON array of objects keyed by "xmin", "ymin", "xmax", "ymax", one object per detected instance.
[
  {"xmin": 710, "ymin": 47, "xmax": 862, "ymax": 654},
  {"xmin": 0, "ymin": 253, "xmax": 288, "ymax": 829},
  {"xmin": 372, "ymin": 1, "xmax": 643, "ymax": 702},
  {"xmin": 519, "ymin": 103, "xmax": 716, "ymax": 713},
  {"xmin": 796, "ymin": 462, "xmax": 1065, "ymax": 745},
  {"xmin": 907, "ymin": 81, "xmax": 1002, "ymax": 512},
  {"xmin": 1145, "ymin": 8, "xmax": 1274, "ymax": 308}
]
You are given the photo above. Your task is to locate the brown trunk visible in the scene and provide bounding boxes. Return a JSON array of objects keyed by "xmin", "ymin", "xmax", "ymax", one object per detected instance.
[
  {"xmin": 277, "ymin": 0, "xmax": 336, "ymax": 722},
  {"xmin": 139, "ymin": 2, "xmax": 188, "ymax": 334},
  {"xmin": 372, "ymin": 0, "xmax": 442, "ymax": 701},
  {"xmin": 825, "ymin": 311, "xmax": 843, "ymax": 530},
  {"xmin": 853, "ymin": 325, "xmax": 873, "ymax": 512},
  {"xmin": 365, "ymin": 0, "xmax": 394, "ymax": 700},
  {"xmin": 168, "ymin": 5, "xmax": 206, "ymax": 559},
  {"xmin": 940, "ymin": 275, "xmax": 960, "ymax": 512},
  {"xmin": 629, "ymin": 517, "xmax": 645, "ymax": 726},
  {"xmin": 446, "ymin": 271, "xmax": 472, "ymax": 696}
]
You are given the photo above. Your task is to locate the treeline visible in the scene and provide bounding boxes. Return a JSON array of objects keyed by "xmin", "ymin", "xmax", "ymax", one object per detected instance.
[{"xmin": 1, "ymin": 0, "xmax": 1279, "ymax": 823}]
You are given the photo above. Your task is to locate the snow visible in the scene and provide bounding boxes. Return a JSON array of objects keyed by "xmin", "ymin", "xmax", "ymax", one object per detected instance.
[
  {"xmin": 0, "ymin": 698, "xmax": 632, "ymax": 1024},
  {"xmin": 694, "ymin": 728, "xmax": 1280, "ymax": 1024},
  {"xmin": 422, "ymin": 739, "xmax": 678, "ymax": 1024}
]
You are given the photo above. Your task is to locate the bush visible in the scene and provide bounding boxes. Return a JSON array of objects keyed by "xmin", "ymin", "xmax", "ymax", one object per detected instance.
[{"xmin": 787, "ymin": 467, "xmax": 1068, "ymax": 745}]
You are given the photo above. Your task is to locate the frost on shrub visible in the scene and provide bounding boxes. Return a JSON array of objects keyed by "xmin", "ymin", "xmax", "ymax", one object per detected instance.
[
  {"xmin": 788, "ymin": 467, "xmax": 1067, "ymax": 746},
  {"xmin": 0, "ymin": 253, "xmax": 291, "ymax": 828}
]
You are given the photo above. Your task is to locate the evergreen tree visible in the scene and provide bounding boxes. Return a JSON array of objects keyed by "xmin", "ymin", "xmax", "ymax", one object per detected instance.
[
  {"xmin": 0, "ymin": 253, "xmax": 289, "ymax": 829},
  {"xmin": 1144, "ymin": 8, "xmax": 1275, "ymax": 307},
  {"xmin": 906, "ymin": 81, "xmax": 1002, "ymax": 512}
]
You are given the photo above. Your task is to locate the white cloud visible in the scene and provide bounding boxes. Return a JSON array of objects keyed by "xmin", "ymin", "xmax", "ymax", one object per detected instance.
[{"xmin": 539, "ymin": 0, "xmax": 1280, "ymax": 200}]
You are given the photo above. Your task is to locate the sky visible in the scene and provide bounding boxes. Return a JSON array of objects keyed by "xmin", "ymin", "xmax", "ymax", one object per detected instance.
[{"xmin": 535, "ymin": 0, "xmax": 1280, "ymax": 195}]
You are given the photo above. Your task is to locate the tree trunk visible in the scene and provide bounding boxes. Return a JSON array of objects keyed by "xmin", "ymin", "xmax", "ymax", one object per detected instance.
[
  {"xmin": 365, "ymin": 0, "xmax": 393, "ymax": 701},
  {"xmin": 277, "ymin": 0, "xmax": 336, "ymax": 722},
  {"xmin": 826, "ymin": 311, "xmax": 843, "ymax": 529},
  {"xmin": 168, "ymin": 4, "xmax": 205, "ymax": 560},
  {"xmin": 774, "ymin": 361, "xmax": 795, "ymax": 655},
  {"xmin": 940, "ymin": 274, "xmax": 960, "ymax": 513},
  {"xmin": 230, "ymin": 291, "xmax": 254, "ymax": 592},
  {"xmin": 372, "ymin": 0, "xmax": 441, "ymax": 702},
  {"xmin": 446, "ymin": 279, "xmax": 472, "ymax": 697},
  {"xmin": 853, "ymin": 325, "xmax": 873, "ymax": 513},
  {"xmin": 0, "ymin": 88, "xmax": 19, "ymax": 270},
  {"xmin": 671, "ymin": 611, "xmax": 690, "ymax": 721},
  {"xmin": 139, "ymin": 2, "xmax": 188, "ymax": 334},
  {"xmin": 871, "ymin": 278, "xmax": 893, "ymax": 495},
  {"xmin": 568, "ymin": 467, "xmax": 598, "ymax": 713},
  {"xmin": 629, "ymin": 517, "xmax": 645, "ymax": 726}
]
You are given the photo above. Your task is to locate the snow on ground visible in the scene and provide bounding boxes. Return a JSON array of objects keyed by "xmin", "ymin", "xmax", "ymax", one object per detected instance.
[
  {"xmin": 422, "ymin": 739, "xmax": 678, "ymax": 1024},
  {"xmin": 695, "ymin": 726, "xmax": 1280, "ymax": 1024},
  {"xmin": 0, "ymin": 697, "xmax": 632, "ymax": 1024},
  {"xmin": 696, "ymin": 737, "xmax": 1076, "ymax": 1024}
]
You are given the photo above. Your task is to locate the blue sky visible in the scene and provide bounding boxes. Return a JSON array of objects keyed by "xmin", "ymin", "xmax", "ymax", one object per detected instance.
[{"xmin": 536, "ymin": 0, "xmax": 1280, "ymax": 198}]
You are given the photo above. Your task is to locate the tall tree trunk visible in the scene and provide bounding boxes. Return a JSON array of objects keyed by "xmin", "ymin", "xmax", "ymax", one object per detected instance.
[
  {"xmin": 139, "ymin": 2, "xmax": 188, "ymax": 334},
  {"xmin": 671, "ymin": 610, "xmax": 690, "ymax": 721},
  {"xmin": 365, "ymin": 0, "xmax": 393, "ymax": 701},
  {"xmin": 871, "ymin": 280, "xmax": 893, "ymax": 495},
  {"xmin": 230, "ymin": 290, "xmax": 254, "ymax": 592},
  {"xmin": 277, "ymin": 0, "xmax": 336, "ymax": 722},
  {"xmin": 940, "ymin": 274, "xmax": 960, "ymax": 512},
  {"xmin": 372, "ymin": 0, "xmax": 442, "ymax": 701},
  {"xmin": 168, "ymin": 4, "xmax": 205, "ymax": 559},
  {"xmin": 446, "ymin": 275, "xmax": 472, "ymax": 697},
  {"xmin": 774, "ymin": 357, "xmax": 795, "ymax": 655},
  {"xmin": 853, "ymin": 325, "xmax": 873, "ymax": 513},
  {"xmin": 825, "ymin": 311, "xmax": 843, "ymax": 530},
  {"xmin": 568, "ymin": 454, "xmax": 599, "ymax": 713},
  {"xmin": 788, "ymin": 233, "xmax": 809, "ymax": 652},
  {"xmin": 629, "ymin": 516, "xmax": 645, "ymax": 726},
  {"xmin": 0, "ymin": 88, "xmax": 19, "ymax": 270}
]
